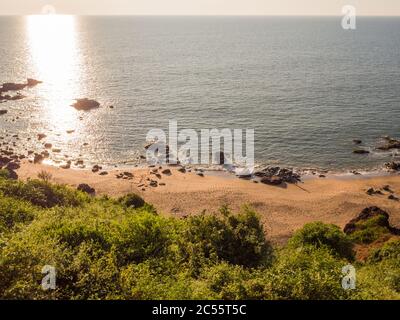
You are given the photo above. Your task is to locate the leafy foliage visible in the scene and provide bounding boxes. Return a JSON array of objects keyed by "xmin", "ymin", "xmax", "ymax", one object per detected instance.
[
  {"xmin": 0, "ymin": 175, "xmax": 399, "ymax": 300},
  {"xmin": 288, "ymin": 222, "xmax": 354, "ymax": 260}
]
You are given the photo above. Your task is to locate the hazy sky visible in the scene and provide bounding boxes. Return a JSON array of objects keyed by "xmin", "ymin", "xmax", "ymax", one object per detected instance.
[{"xmin": 1, "ymin": 0, "xmax": 400, "ymax": 16}]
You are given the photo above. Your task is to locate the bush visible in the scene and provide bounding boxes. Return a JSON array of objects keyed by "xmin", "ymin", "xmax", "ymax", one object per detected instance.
[
  {"xmin": 37, "ymin": 170, "xmax": 53, "ymax": 183},
  {"xmin": 263, "ymin": 246, "xmax": 351, "ymax": 300},
  {"xmin": 113, "ymin": 212, "xmax": 173, "ymax": 265},
  {"xmin": 0, "ymin": 195, "xmax": 37, "ymax": 234},
  {"xmin": 118, "ymin": 193, "xmax": 145, "ymax": 209},
  {"xmin": 368, "ymin": 239, "xmax": 400, "ymax": 263},
  {"xmin": 0, "ymin": 179, "xmax": 88, "ymax": 208},
  {"xmin": 180, "ymin": 207, "xmax": 272, "ymax": 272},
  {"xmin": 0, "ymin": 169, "xmax": 10, "ymax": 180},
  {"xmin": 288, "ymin": 222, "xmax": 354, "ymax": 260},
  {"xmin": 348, "ymin": 216, "xmax": 390, "ymax": 244}
]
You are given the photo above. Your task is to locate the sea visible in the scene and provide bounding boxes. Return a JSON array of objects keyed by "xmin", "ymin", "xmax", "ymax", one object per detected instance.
[{"xmin": 0, "ymin": 16, "xmax": 399, "ymax": 172}]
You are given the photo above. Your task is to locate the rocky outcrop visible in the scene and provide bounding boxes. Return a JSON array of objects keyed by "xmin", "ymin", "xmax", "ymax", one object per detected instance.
[
  {"xmin": 385, "ymin": 161, "xmax": 400, "ymax": 171},
  {"xmin": 255, "ymin": 166, "xmax": 301, "ymax": 184},
  {"xmin": 377, "ymin": 136, "xmax": 400, "ymax": 151},
  {"xmin": 344, "ymin": 206, "xmax": 400, "ymax": 235},
  {"xmin": 260, "ymin": 176, "xmax": 283, "ymax": 185}
]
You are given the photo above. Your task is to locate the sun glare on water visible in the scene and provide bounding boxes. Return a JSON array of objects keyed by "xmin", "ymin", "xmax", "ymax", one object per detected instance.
[{"xmin": 26, "ymin": 14, "xmax": 83, "ymax": 130}]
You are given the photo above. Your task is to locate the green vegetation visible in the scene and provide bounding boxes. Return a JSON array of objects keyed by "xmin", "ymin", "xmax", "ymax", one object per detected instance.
[
  {"xmin": 0, "ymin": 175, "xmax": 399, "ymax": 300},
  {"xmin": 348, "ymin": 215, "xmax": 391, "ymax": 244},
  {"xmin": 288, "ymin": 222, "xmax": 354, "ymax": 260}
]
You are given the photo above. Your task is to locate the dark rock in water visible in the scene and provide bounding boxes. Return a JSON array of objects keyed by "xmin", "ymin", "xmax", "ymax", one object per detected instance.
[
  {"xmin": 37, "ymin": 133, "xmax": 47, "ymax": 141},
  {"xmin": 385, "ymin": 161, "xmax": 400, "ymax": 171},
  {"xmin": 71, "ymin": 98, "xmax": 100, "ymax": 111},
  {"xmin": 0, "ymin": 79, "xmax": 42, "ymax": 93},
  {"xmin": 99, "ymin": 171, "xmax": 108, "ymax": 176},
  {"xmin": 255, "ymin": 166, "xmax": 301, "ymax": 184},
  {"xmin": 77, "ymin": 183, "xmax": 96, "ymax": 195},
  {"xmin": 44, "ymin": 143, "xmax": 52, "ymax": 149},
  {"xmin": 161, "ymin": 169, "xmax": 172, "ymax": 175},
  {"xmin": 0, "ymin": 110, "xmax": 7, "ymax": 115},
  {"xmin": 261, "ymin": 176, "xmax": 283, "ymax": 186},
  {"xmin": 353, "ymin": 149, "xmax": 369, "ymax": 154},
  {"xmin": 353, "ymin": 139, "xmax": 362, "ymax": 145},
  {"xmin": 33, "ymin": 154, "xmax": 44, "ymax": 164},
  {"xmin": 344, "ymin": 206, "xmax": 400, "ymax": 235},
  {"xmin": 197, "ymin": 172, "xmax": 204, "ymax": 177},
  {"xmin": 377, "ymin": 136, "xmax": 400, "ymax": 151}
]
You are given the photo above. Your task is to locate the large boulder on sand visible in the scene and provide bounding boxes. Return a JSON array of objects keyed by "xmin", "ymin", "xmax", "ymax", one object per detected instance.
[
  {"xmin": 77, "ymin": 183, "xmax": 96, "ymax": 195},
  {"xmin": 343, "ymin": 206, "xmax": 399, "ymax": 235}
]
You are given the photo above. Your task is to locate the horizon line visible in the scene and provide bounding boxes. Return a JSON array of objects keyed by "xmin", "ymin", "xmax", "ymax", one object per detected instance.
[{"xmin": 1, "ymin": 14, "xmax": 400, "ymax": 17}]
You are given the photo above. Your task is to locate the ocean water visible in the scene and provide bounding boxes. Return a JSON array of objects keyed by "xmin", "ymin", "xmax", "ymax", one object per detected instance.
[{"xmin": 0, "ymin": 16, "xmax": 399, "ymax": 171}]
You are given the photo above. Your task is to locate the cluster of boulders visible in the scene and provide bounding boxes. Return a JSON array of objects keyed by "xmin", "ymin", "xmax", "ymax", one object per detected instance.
[
  {"xmin": 385, "ymin": 161, "xmax": 400, "ymax": 171},
  {"xmin": 377, "ymin": 136, "xmax": 400, "ymax": 151},
  {"xmin": 254, "ymin": 166, "xmax": 301, "ymax": 185},
  {"xmin": 366, "ymin": 184, "xmax": 399, "ymax": 201},
  {"xmin": 116, "ymin": 171, "xmax": 134, "ymax": 180},
  {"xmin": 0, "ymin": 146, "xmax": 24, "ymax": 179},
  {"xmin": 352, "ymin": 136, "xmax": 400, "ymax": 157}
]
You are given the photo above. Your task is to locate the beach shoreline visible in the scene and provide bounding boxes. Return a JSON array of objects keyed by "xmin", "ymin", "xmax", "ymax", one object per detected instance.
[{"xmin": 14, "ymin": 160, "xmax": 400, "ymax": 244}]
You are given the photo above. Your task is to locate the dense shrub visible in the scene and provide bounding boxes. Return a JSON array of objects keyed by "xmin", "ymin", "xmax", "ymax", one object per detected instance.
[
  {"xmin": 288, "ymin": 222, "xmax": 354, "ymax": 260},
  {"xmin": 180, "ymin": 207, "xmax": 272, "ymax": 272},
  {"xmin": 118, "ymin": 193, "xmax": 146, "ymax": 209},
  {"xmin": 368, "ymin": 239, "xmax": 400, "ymax": 263},
  {"xmin": 0, "ymin": 195, "xmax": 37, "ymax": 233},
  {"xmin": 263, "ymin": 246, "xmax": 351, "ymax": 300},
  {"xmin": 0, "ymin": 178, "xmax": 88, "ymax": 208},
  {"xmin": 348, "ymin": 216, "xmax": 390, "ymax": 244}
]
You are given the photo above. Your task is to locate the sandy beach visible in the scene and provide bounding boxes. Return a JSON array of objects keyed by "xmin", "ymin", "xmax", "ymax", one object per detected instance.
[{"xmin": 15, "ymin": 161, "xmax": 400, "ymax": 243}]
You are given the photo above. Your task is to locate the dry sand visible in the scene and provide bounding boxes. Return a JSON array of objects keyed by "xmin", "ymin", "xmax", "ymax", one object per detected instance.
[{"xmin": 16, "ymin": 162, "xmax": 400, "ymax": 244}]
